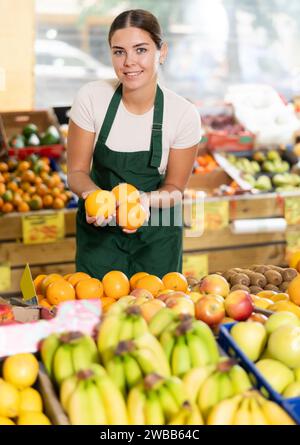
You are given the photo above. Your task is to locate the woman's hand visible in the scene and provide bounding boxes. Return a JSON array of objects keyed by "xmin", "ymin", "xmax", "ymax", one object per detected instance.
[
  {"xmin": 82, "ymin": 190, "xmax": 116, "ymax": 227},
  {"xmin": 122, "ymin": 191, "xmax": 150, "ymax": 234}
]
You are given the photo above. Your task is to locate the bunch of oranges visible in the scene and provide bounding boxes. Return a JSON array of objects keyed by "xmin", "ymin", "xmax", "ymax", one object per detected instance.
[
  {"xmin": 85, "ymin": 183, "xmax": 147, "ymax": 231},
  {"xmin": 0, "ymin": 155, "xmax": 72, "ymax": 214},
  {"xmin": 33, "ymin": 270, "xmax": 189, "ymax": 313}
]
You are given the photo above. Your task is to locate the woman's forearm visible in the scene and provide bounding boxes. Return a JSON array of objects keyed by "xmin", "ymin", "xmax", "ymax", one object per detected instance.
[
  {"xmin": 146, "ymin": 183, "xmax": 183, "ymax": 208},
  {"xmin": 67, "ymin": 171, "xmax": 99, "ymax": 198}
]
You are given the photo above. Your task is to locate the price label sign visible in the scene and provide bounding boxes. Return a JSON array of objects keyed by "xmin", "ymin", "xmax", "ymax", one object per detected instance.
[
  {"xmin": 0, "ymin": 262, "xmax": 11, "ymax": 291},
  {"xmin": 22, "ymin": 212, "xmax": 65, "ymax": 244},
  {"xmin": 20, "ymin": 263, "xmax": 38, "ymax": 303},
  {"xmin": 183, "ymin": 254, "xmax": 208, "ymax": 279},
  {"xmin": 285, "ymin": 197, "xmax": 300, "ymax": 226},
  {"xmin": 204, "ymin": 201, "xmax": 229, "ymax": 231}
]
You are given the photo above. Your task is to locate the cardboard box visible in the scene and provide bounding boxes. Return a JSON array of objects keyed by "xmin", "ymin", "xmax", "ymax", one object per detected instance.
[{"xmin": 186, "ymin": 169, "xmax": 232, "ymax": 193}]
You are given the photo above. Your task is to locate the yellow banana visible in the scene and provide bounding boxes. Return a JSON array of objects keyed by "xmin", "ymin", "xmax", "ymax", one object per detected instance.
[
  {"xmin": 218, "ymin": 372, "xmax": 234, "ymax": 401},
  {"xmin": 197, "ymin": 372, "xmax": 220, "ymax": 419},
  {"xmin": 159, "ymin": 329, "xmax": 175, "ymax": 363},
  {"xmin": 95, "ymin": 374, "xmax": 129, "ymax": 425},
  {"xmin": 206, "ymin": 394, "xmax": 242, "ymax": 425},
  {"xmin": 60, "ymin": 375, "xmax": 79, "ymax": 412},
  {"xmin": 260, "ymin": 399, "xmax": 296, "ymax": 425},
  {"xmin": 105, "ymin": 355, "xmax": 126, "ymax": 396},
  {"xmin": 105, "ymin": 296, "xmax": 136, "ymax": 315},
  {"xmin": 53, "ymin": 344, "xmax": 74, "ymax": 386},
  {"xmin": 186, "ymin": 332, "xmax": 213, "ymax": 367},
  {"xmin": 229, "ymin": 364, "xmax": 252, "ymax": 394},
  {"xmin": 67, "ymin": 380, "xmax": 91, "ymax": 425},
  {"xmin": 191, "ymin": 320, "xmax": 220, "ymax": 364},
  {"xmin": 123, "ymin": 354, "xmax": 143, "ymax": 389},
  {"xmin": 127, "ymin": 385, "xmax": 146, "ymax": 425},
  {"xmin": 233, "ymin": 397, "xmax": 252, "ymax": 425},
  {"xmin": 171, "ymin": 336, "xmax": 191, "ymax": 377},
  {"xmin": 118, "ymin": 317, "xmax": 134, "ymax": 342},
  {"xmin": 134, "ymin": 334, "xmax": 170, "ymax": 377},
  {"xmin": 149, "ymin": 308, "xmax": 176, "ymax": 337},
  {"xmin": 144, "ymin": 391, "xmax": 165, "ymax": 425},
  {"xmin": 40, "ymin": 333, "xmax": 60, "ymax": 378},
  {"xmin": 85, "ymin": 380, "xmax": 108, "ymax": 424},
  {"xmin": 97, "ymin": 313, "xmax": 125, "ymax": 365},
  {"xmin": 186, "ymin": 403, "xmax": 204, "ymax": 425},
  {"xmin": 182, "ymin": 365, "xmax": 215, "ymax": 403},
  {"xmin": 132, "ymin": 315, "xmax": 149, "ymax": 338},
  {"xmin": 157, "ymin": 384, "xmax": 180, "ymax": 422},
  {"xmin": 72, "ymin": 342, "xmax": 96, "ymax": 374},
  {"xmin": 249, "ymin": 396, "xmax": 269, "ymax": 425},
  {"xmin": 165, "ymin": 376, "xmax": 187, "ymax": 407}
]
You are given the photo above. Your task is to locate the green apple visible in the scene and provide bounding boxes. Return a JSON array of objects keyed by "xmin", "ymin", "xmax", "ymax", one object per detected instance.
[
  {"xmin": 256, "ymin": 358, "xmax": 294, "ymax": 394},
  {"xmin": 265, "ymin": 311, "xmax": 300, "ymax": 335},
  {"xmin": 230, "ymin": 321, "xmax": 267, "ymax": 362},
  {"xmin": 283, "ymin": 381, "xmax": 300, "ymax": 398},
  {"xmin": 268, "ymin": 325, "xmax": 300, "ymax": 369}
]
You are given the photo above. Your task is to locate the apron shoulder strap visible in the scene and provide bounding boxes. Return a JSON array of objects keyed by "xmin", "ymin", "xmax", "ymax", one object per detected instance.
[
  {"xmin": 98, "ymin": 83, "xmax": 122, "ymax": 144},
  {"xmin": 150, "ymin": 85, "xmax": 164, "ymax": 168}
]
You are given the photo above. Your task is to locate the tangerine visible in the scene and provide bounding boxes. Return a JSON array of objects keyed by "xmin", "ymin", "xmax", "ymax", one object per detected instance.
[
  {"xmin": 46, "ymin": 279, "xmax": 75, "ymax": 305},
  {"xmin": 162, "ymin": 272, "xmax": 188, "ymax": 292},
  {"xmin": 135, "ymin": 275, "xmax": 165, "ymax": 297},
  {"xmin": 75, "ymin": 278, "xmax": 104, "ymax": 300},
  {"xmin": 102, "ymin": 270, "xmax": 130, "ymax": 299}
]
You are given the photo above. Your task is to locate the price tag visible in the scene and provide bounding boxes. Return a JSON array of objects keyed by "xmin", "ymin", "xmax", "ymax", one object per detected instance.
[
  {"xmin": 204, "ymin": 201, "xmax": 229, "ymax": 231},
  {"xmin": 22, "ymin": 212, "xmax": 65, "ymax": 244},
  {"xmin": 285, "ymin": 197, "xmax": 300, "ymax": 225},
  {"xmin": 0, "ymin": 262, "xmax": 11, "ymax": 291},
  {"xmin": 183, "ymin": 254, "xmax": 208, "ymax": 279},
  {"xmin": 20, "ymin": 263, "xmax": 38, "ymax": 303},
  {"xmin": 185, "ymin": 201, "xmax": 205, "ymax": 237}
]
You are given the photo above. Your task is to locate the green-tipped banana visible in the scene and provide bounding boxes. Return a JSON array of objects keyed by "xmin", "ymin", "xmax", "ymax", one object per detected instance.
[
  {"xmin": 197, "ymin": 372, "xmax": 220, "ymax": 419},
  {"xmin": 76, "ymin": 335, "xmax": 99, "ymax": 363},
  {"xmin": 171, "ymin": 336, "xmax": 191, "ymax": 377},
  {"xmin": 53, "ymin": 344, "xmax": 75, "ymax": 386},
  {"xmin": 40, "ymin": 333, "xmax": 60, "ymax": 377},
  {"xmin": 229, "ymin": 364, "xmax": 252, "ymax": 394},
  {"xmin": 97, "ymin": 313, "xmax": 125, "ymax": 365},
  {"xmin": 132, "ymin": 315, "xmax": 149, "ymax": 338},
  {"xmin": 134, "ymin": 334, "xmax": 170, "ymax": 377},
  {"xmin": 157, "ymin": 384, "xmax": 180, "ymax": 422},
  {"xmin": 105, "ymin": 355, "xmax": 126, "ymax": 396},
  {"xmin": 123, "ymin": 354, "xmax": 143, "ymax": 389},
  {"xmin": 149, "ymin": 308, "xmax": 176, "ymax": 337},
  {"xmin": 218, "ymin": 372, "xmax": 234, "ymax": 401},
  {"xmin": 144, "ymin": 391, "xmax": 164, "ymax": 425},
  {"xmin": 96, "ymin": 374, "xmax": 128, "ymax": 425},
  {"xmin": 60, "ymin": 375, "xmax": 79, "ymax": 412},
  {"xmin": 182, "ymin": 365, "xmax": 215, "ymax": 403},
  {"xmin": 85, "ymin": 380, "xmax": 108, "ymax": 424},
  {"xmin": 191, "ymin": 320, "xmax": 219, "ymax": 364},
  {"xmin": 127, "ymin": 385, "xmax": 146, "ymax": 425},
  {"xmin": 159, "ymin": 330, "xmax": 175, "ymax": 362},
  {"xmin": 118, "ymin": 317, "xmax": 134, "ymax": 342},
  {"xmin": 132, "ymin": 347, "xmax": 157, "ymax": 375},
  {"xmin": 72, "ymin": 342, "xmax": 96, "ymax": 374},
  {"xmin": 186, "ymin": 332, "xmax": 212, "ymax": 367},
  {"xmin": 165, "ymin": 376, "xmax": 187, "ymax": 407},
  {"xmin": 67, "ymin": 380, "xmax": 91, "ymax": 425}
]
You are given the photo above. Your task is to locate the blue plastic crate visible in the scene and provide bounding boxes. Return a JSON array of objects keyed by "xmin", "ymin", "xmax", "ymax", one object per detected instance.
[{"xmin": 218, "ymin": 323, "xmax": 300, "ymax": 424}]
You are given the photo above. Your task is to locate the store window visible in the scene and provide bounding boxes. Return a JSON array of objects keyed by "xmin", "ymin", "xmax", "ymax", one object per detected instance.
[{"xmin": 35, "ymin": 0, "xmax": 300, "ymax": 107}]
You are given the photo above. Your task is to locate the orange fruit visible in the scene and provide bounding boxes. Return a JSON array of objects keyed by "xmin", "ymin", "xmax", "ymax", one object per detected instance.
[
  {"xmin": 18, "ymin": 161, "xmax": 30, "ymax": 171},
  {"xmin": 17, "ymin": 202, "xmax": 30, "ymax": 212},
  {"xmin": 2, "ymin": 202, "xmax": 14, "ymax": 213},
  {"xmin": 0, "ymin": 197, "xmax": 3, "ymax": 209},
  {"xmin": 46, "ymin": 279, "xmax": 75, "ymax": 305},
  {"xmin": 135, "ymin": 275, "xmax": 165, "ymax": 297},
  {"xmin": 288, "ymin": 274, "xmax": 300, "ymax": 305},
  {"xmin": 116, "ymin": 202, "xmax": 147, "ymax": 230},
  {"xmin": 43, "ymin": 194, "xmax": 53, "ymax": 207},
  {"xmin": 0, "ymin": 182, "xmax": 6, "ymax": 194},
  {"xmin": 12, "ymin": 192, "xmax": 22, "ymax": 207},
  {"xmin": 21, "ymin": 170, "xmax": 35, "ymax": 183},
  {"xmin": 0, "ymin": 162, "xmax": 8, "ymax": 172},
  {"xmin": 67, "ymin": 272, "xmax": 91, "ymax": 287},
  {"xmin": 33, "ymin": 274, "xmax": 47, "ymax": 294},
  {"xmin": 36, "ymin": 184, "xmax": 48, "ymax": 196},
  {"xmin": 112, "ymin": 183, "xmax": 140, "ymax": 204},
  {"xmin": 39, "ymin": 298, "xmax": 52, "ymax": 309},
  {"xmin": 289, "ymin": 251, "xmax": 300, "ymax": 269},
  {"xmin": 75, "ymin": 278, "xmax": 104, "ymax": 300},
  {"xmin": 52, "ymin": 197, "xmax": 65, "ymax": 209},
  {"xmin": 102, "ymin": 270, "xmax": 130, "ymax": 299},
  {"xmin": 3, "ymin": 353, "xmax": 39, "ymax": 390},
  {"xmin": 101, "ymin": 296, "xmax": 117, "ymax": 312},
  {"xmin": 162, "ymin": 272, "xmax": 188, "ymax": 292},
  {"xmin": 85, "ymin": 189, "xmax": 116, "ymax": 218},
  {"xmin": 7, "ymin": 181, "xmax": 18, "ymax": 192},
  {"xmin": 63, "ymin": 273, "xmax": 73, "ymax": 280},
  {"xmin": 29, "ymin": 195, "xmax": 43, "ymax": 210},
  {"xmin": 130, "ymin": 272, "xmax": 149, "ymax": 290},
  {"xmin": 40, "ymin": 273, "xmax": 64, "ymax": 295}
]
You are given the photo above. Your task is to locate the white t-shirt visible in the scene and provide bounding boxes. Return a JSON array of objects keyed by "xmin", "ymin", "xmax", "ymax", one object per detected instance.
[{"xmin": 70, "ymin": 79, "xmax": 202, "ymax": 174}]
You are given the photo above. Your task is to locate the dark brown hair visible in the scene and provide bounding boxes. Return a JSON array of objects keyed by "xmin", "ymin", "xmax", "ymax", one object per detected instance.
[{"xmin": 108, "ymin": 9, "xmax": 163, "ymax": 49}]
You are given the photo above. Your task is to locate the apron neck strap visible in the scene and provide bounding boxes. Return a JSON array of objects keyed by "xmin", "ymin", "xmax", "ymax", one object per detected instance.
[{"xmin": 98, "ymin": 83, "xmax": 122, "ymax": 144}]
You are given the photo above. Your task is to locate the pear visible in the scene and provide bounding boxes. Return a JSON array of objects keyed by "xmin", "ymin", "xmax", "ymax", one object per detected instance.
[
  {"xmin": 231, "ymin": 321, "xmax": 267, "ymax": 362},
  {"xmin": 265, "ymin": 311, "xmax": 300, "ymax": 335},
  {"xmin": 294, "ymin": 368, "xmax": 300, "ymax": 382},
  {"xmin": 283, "ymin": 381, "xmax": 300, "ymax": 398},
  {"xmin": 256, "ymin": 358, "xmax": 294, "ymax": 394}
]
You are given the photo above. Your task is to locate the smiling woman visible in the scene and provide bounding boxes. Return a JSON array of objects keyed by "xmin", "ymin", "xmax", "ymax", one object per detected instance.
[{"xmin": 67, "ymin": 9, "xmax": 202, "ymax": 280}]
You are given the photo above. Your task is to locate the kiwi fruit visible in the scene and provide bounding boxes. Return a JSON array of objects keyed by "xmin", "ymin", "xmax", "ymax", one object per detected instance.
[
  {"xmin": 230, "ymin": 284, "xmax": 250, "ymax": 292},
  {"xmin": 252, "ymin": 265, "xmax": 270, "ymax": 274},
  {"xmin": 249, "ymin": 286, "xmax": 263, "ymax": 294},
  {"xmin": 230, "ymin": 273, "xmax": 250, "ymax": 287},
  {"xmin": 279, "ymin": 281, "xmax": 290, "ymax": 292},
  {"xmin": 264, "ymin": 270, "xmax": 283, "ymax": 286},
  {"xmin": 264, "ymin": 284, "xmax": 279, "ymax": 292},
  {"xmin": 282, "ymin": 268, "xmax": 298, "ymax": 282},
  {"xmin": 249, "ymin": 272, "xmax": 267, "ymax": 288},
  {"xmin": 222, "ymin": 270, "xmax": 238, "ymax": 282}
]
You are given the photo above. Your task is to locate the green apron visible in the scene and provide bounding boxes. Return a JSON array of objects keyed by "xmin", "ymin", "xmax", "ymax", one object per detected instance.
[{"xmin": 76, "ymin": 83, "xmax": 182, "ymax": 280}]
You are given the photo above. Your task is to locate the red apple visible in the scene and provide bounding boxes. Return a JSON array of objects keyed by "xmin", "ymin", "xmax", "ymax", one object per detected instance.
[
  {"xmin": 165, "ymin": 296, "xmax": 195, "ymax": 317},
  {"xmin": 224, "ymin": 290, "xmax": 254, "ymax": 321},
  {"xmin": 195, "ymin": 295, "xmax": 225, "ymax": 326},
  {"xmin": 198, "ymin": 274, "xmax": 230, "ymax": 298},
  {"xmin": 157, "ymin": 290, "xmax": 189, "ymax": 302},
  {"xmin": 139, "ymin": 299, "xmax": 166, "ymax": 322},
  {"xmin": 130, "ymin": 288, "xmax": 153, "ymax": 299}
]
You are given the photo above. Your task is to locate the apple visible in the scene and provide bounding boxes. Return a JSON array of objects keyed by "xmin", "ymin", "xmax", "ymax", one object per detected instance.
[
  {"xmin": 247, "ymin": 312, "xmax": 268, "ymax": 324},
  {"xmin": 231, "ymin": 321, "xmax": 267, "ymax": 361},
  {"xmin": 265, "ymin": 311, "xmax": 300, "ymax": 335},
  {"xmin": 139, "ymin": 299, "xmax": 166, "ymax": 323},
  {"xmin": 165, "ymin": 296, "xmax": 195, "ymax": 317},
  {"xmin": 130, "ymin": 288, "xmax": 153, "ymax": 300},
  {"xmin": 283, "ymin": 381, "xmax": 300, "ymax": 398},
  {"xmin": 198, "ymin": 274, "xmax": 230, "ymax": 298},
  {"xmin": 224, "ymin": 290, "xmax": 254, "ymax": 321},
  {"xmin": 188, "ymin": 291, "xmax": 205, "ymax": 304},
  {"xmin": 267, "ymin": 325, "xmax": 300, "ymax": 369},
  {"xmin": 256, "ymin": 358, "xmax": 294, "ymax": 394},
  {"xmin": 195, "ymin": 295, "xmax": 225, "ymax": 326}
]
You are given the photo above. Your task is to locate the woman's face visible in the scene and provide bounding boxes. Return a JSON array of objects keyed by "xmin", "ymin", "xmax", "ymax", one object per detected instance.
[{"xmin": 110, "ymin": 27, "xmax": 165, "ymax": 90}]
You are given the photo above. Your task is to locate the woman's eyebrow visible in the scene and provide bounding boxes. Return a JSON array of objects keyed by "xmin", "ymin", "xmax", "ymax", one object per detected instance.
[{"xmin": 111, "ymin": 42, "xmax": 150, "ymax": 49}]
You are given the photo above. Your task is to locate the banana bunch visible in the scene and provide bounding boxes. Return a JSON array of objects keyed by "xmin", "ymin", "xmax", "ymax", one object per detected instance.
[
  {"xmin": 158, "ymin": 316, "xmax": 220, "ymax": 377},
  {"xmin": 105, "ymin": 333, "xmax": 171, "ymax": 395},
  {"xmin": 97, "ymin": 305, "xmax": 149, "ymax": 366},
  {"xmin": 60, "ymin": 364, "xmax": 128, "ymax": 425},
  {"xmin": 196, "ymin": 359, "xmax": 252, "ymax": 419},
  {"xmin": 148, "ymin": 307, "xmax": 178, "ymax": 337},
  {"xmin": 40, "ymin": 331, "xmax": 99, "ymax": 386},
  {"xmin": 127, "ymin": 373, "xmax": 201, "ymax": 425},
  {"xmin": 207, "ymin": 390, "xmax": 296, "ymax": 425}
]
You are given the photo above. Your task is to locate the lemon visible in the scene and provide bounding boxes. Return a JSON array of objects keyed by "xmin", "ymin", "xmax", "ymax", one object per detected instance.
[
  {"xmin": 19, "ymin": 387, "xmax": 43, "ymax": 412},
  {"xmin": 3, "ymin": 353, "xmax": 39, "ymax": 389},
  {"xmin": 0, "ymin": 378, "xmax": 20, "ymax": 418},
  {"xmin": 17, "ymin": 411, "xmax": 51, "ymax": 425},
  {"xmin": 0, "ymin": 416, "xmax": 15, "ymax": 425}
]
